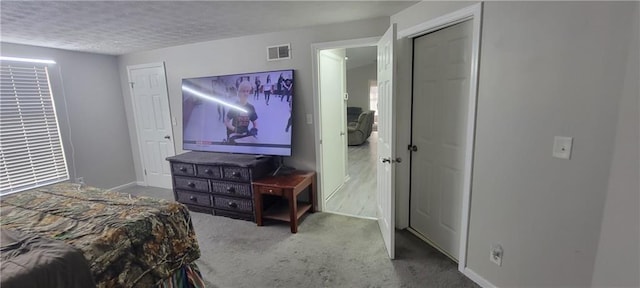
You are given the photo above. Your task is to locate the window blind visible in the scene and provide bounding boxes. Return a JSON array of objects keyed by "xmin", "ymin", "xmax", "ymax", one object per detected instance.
[{"xmin": 0, "ymin": 62, "xmax": 69, "ymax": 195}]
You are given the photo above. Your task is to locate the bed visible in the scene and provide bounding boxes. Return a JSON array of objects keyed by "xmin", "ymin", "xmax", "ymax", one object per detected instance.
[{"xmin": 0, "ymin": 182, "xmax": 204, "ymax": 288}]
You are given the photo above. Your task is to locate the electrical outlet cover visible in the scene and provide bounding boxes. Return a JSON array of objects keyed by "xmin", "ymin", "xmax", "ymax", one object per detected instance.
[
  {"xmin": 553, "ymin": 136, "xmax": 573, "ymax": 159},
  {"xmin": 490, "ymin": 244, "xmax": 503, "ymax": 266}
]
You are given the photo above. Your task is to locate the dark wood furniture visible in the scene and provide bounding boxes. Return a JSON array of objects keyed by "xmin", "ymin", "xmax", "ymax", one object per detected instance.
[
  {"xmin": 166, "ymin": 151, "xmax": 273, "ymax": 221},
  {"xmin": 252, "ymin": 171, "xmax": 317, "ymax": 233}
]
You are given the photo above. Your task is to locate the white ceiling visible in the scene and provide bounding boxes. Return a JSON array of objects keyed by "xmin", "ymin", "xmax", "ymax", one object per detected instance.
[{"xmin": 0, "ymin": 1, "xmax": 416, "ymax": 55}]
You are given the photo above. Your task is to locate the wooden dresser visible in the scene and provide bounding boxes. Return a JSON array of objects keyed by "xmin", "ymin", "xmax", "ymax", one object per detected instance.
[{"xmin": 166, "ymin": 151, "xmax": 273, "ymax": 221}]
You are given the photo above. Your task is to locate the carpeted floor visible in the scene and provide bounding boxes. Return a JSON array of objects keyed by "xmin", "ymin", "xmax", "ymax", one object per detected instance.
[{"xmin": 121, "ymin": 186, "xmax": 478, "ymax": 288}]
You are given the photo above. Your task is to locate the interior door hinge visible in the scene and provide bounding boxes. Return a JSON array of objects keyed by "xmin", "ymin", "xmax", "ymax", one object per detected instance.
[
  {"xmin": 144, "ymin": 169, "xmax": 147, "ymax": 175},
  {"xmin": 129, "ymin": 82, "xmax": 135, "ymax": 89}
]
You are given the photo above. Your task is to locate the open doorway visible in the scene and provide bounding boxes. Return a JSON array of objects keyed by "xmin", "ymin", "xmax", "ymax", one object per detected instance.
[
  {"xmin": 314, "ymin": 27, "xmax": 397, "ymax": 259},
  {"xmin": 312, "ymin": 37, "xmax": 382, "ymax": 220},
  {"xmin": 324, "ymin": 46, "xmax": 378, "ymax": 218}
]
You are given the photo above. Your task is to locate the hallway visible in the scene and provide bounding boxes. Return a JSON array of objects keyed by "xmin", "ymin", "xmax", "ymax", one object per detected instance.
[{"xmin": 325, "ymin": 131, "xmax": 377, "ymax": 218}]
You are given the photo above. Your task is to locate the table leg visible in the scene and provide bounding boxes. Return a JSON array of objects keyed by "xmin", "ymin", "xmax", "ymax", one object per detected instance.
[
  {"xmin": 254, "ymin": 186, "xmax": 263, "ymax": 226},
  {"xmin": 289, "ymin": 191, "xmax": 298, "ymax": 233},
  {"xmin": 310, "ymin": 174, "xmax": 317, "ymax": 213}
]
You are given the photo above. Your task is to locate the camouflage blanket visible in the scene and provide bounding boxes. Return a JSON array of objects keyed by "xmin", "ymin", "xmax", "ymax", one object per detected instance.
[{"xmin": 0, "ymin": 183, "xmax": 201, "ymax": 288}]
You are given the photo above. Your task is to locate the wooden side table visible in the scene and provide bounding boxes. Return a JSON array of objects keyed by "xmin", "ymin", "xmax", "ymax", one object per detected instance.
[{"xmin": 252, "ymin": 171, "xmax": 316, "ymax": 233}]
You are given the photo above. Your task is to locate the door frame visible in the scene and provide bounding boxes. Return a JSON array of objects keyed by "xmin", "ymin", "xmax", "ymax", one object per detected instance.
[
  {"xmin": 126, "ymin": 62, "xmax": 176, "ymax": 187},
  {"xmin": 311, "ymin": 37, "xmax": 379, "ymax": 212},
  {"xmin": 399, "ymin": 2, "xmax": 483, "ymax": 280}
]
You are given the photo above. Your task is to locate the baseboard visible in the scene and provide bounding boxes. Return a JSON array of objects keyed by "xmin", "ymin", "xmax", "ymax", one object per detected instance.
[
  {"xmin": 107, "ymin": 181, "xmax": 138, "ymax": 191},
  {"xmin": 324, "ymin": 210, "xmax": 377, "ymax": 221},
  {"xmin": 463, "ymin": 267, "xmax": 497, "ymax": 288},
  {"xmin": 324, "ymin": 182, "xmax": 345, "ymax": 201},
  {"xmin": 136, "ymin": 181, "xmax": 146, "ymax": 186}
]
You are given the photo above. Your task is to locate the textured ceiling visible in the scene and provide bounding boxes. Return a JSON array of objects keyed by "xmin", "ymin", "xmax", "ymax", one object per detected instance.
[{"xmin": 0, "ymin": 1, "xmax": 416, "ymax": 55}]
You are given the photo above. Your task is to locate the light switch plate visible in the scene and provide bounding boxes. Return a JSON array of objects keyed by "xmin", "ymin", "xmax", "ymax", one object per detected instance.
[
  {"xmin": 306, "ymin": 113, "xmax": 313, "ymax": 125},
  {"xmin": 553, "ymin": 136, "xmax": 573, "ymax": 159}
]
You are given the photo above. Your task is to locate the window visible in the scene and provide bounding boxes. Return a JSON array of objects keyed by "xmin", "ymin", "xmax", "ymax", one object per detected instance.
[
  {"xmin": 0, "ymin": 61, "xmax": 69, "ymax": 195},
  {"xmin": 369, "ymin": 80, "xmax": 378, "ymax": 131},
  {"xmin": 369, "ymin": 80, "xmax": 378, "ymax": 113}
]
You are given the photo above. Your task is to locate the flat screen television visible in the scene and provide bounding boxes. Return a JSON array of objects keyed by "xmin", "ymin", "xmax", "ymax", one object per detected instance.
[{"xmin": 182, "ymin": 69, "xmax": 294, "ymax": 156}]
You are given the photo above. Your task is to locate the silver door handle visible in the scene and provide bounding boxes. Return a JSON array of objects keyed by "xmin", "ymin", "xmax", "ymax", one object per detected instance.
[
  {"xmin": 340, "ymin": 132, "xmax": 345, "ymax": 136},
  {"xmin": 164, "ymin": 135, "xmax": 171, "ymax": 139},
  {"xmin": 381, "ymin": 157, "xmax": 402, "ymax": 164}
]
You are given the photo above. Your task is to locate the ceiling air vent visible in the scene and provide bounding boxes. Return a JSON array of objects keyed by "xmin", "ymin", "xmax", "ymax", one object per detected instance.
[{"xmin": 267, "ymin": 44, "xmax": 291, "ymax": 61}]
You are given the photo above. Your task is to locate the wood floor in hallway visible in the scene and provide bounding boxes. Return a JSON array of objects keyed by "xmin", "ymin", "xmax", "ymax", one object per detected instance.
[{"xmin": 325, "ymin": 131, "xmax": 377, "ymax": 218}]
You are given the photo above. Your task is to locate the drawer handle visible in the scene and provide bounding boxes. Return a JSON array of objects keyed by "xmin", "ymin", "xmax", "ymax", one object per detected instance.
[
  {"xmin": 232, "ymin": 172, "xmax": 241, "ymax": 178},
  {"xmin": 228, "ymin": 202, "xmax": 238, "ymax": 208},
  {"xmin": 204, "ymin": 168, "xmax": 212, "ymax": 174},
  {"xmin": 268, "ymin": 189, "xmax": 274, "ymax": 193},
  {"xmin": 187, "ymin": 182, "xmax": 195, "ymax": 188},
  {"xmin": 189, "ymin": 196, "xmax": 198, "ymax": 202},
  {"xmin": 179, "ymin": 167, "xmax": 187, "ymax": 172},
  {"xmin": 226, "ymin": 187, "xmax": 235, "ymax": 193}
]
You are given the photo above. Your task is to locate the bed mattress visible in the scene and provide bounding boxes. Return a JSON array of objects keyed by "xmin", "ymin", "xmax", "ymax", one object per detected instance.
[{"xmin": 0, "ymin": 183, "xmax": 201, "ymax": 287}]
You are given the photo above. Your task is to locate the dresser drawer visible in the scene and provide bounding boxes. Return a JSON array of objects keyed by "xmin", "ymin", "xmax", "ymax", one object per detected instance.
[
  {"xmin": 213, "ymin": 196, "xmax": 253, "ymax": 213},
  {"xmin": 196, "ymin": 165, "xmax": 222, "ymax": 179},
  {"xmin": 257, "ymin": 185, "xmax": 283, "ymax": 196},
  {"xmin": 176, "ymin": 190, "xmax": 213, "ymax": 207},
  {"xmin": 185, "ymin": 204, "xmax": 214, "ymax": 215},
  {"xmin": 222, "ymin": 167, "xmax": 250, "ymax": 182},
  {"xmin": 214, "ymin": 209, "xmax": 253, "ymax": 222},
  {"xmin": 211, "ymin": 181, "xmax": 252, "ymax": 198},
  {"xmin": 172, "ymin": 163, "xmax": 195, "ymax": 176},
  {"xmin": 174, "ymin": 176, "xmax": 209, "ymax": 192}
]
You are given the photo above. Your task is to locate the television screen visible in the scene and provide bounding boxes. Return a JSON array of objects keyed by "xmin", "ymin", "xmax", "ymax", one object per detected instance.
[{"xmin": 182, "ymin": 69, "xmax": 294, "ymax": 156}]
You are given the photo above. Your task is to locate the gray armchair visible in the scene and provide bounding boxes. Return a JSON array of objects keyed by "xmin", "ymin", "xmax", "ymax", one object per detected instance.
[
  {"xmin": 348, "ymin": 111, "xmax": 375, "ymax": 146},
  {"xmin": 346, "ymin": 106, "xmax": 363, "ymax": 125}
]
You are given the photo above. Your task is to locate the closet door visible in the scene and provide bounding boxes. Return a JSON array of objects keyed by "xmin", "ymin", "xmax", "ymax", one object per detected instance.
[{"xmin": 409, "ymin": 19, "xmax": 472, "ymax": 260}]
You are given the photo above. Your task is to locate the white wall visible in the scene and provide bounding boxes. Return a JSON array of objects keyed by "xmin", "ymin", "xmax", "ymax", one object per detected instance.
[
  {"xmin": 346, "ymin": 62, "xmax": 376, "ymax": 111},
  {"xmin": 117, "ymin": 17, "xmax": 389, "ymax": 182},
  {"xmin": 591, "ymin": 3, "xmax": 640, "ymax": 287},
  {"xmin": 0, "ymin": 43, "xmax": 136, "ymax": 189},
  {"xmin": 391, "ymin": 1, "xmax": 638, "ymax": 287}
]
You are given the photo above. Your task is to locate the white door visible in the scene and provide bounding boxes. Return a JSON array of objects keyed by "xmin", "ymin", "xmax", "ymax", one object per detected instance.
[
  {"xmin": 128, "ymin": 63, "xmax": 175, "ymax": 189},
  {"xmin": 409, "ymin": 20, "xmax": 473, "ymax": 260},
  {"xmin": 376, "ymin": 24, "xmax": 397, "ymax": 259},
  {"xmin": 319, "ymin": 49, "xmax": 348, "ymax": 199}
]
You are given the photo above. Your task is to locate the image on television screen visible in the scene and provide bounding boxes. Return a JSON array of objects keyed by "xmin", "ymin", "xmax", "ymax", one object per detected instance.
[{"xmin": 182, "ymin": 69, "xmax": 294, "ymax": 156}]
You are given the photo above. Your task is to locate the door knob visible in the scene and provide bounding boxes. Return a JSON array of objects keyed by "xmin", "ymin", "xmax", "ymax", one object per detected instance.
[
  {"xmin": 340, "ymin": 132, "xmax": 345, "ymax": 136},
  {"xmin": 164, "ymin": 135, "xmax": 171, "ymax": 139},
  {"xmin": 381, "ymin": 158, "xmax": 391, "ymax": 163}
]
